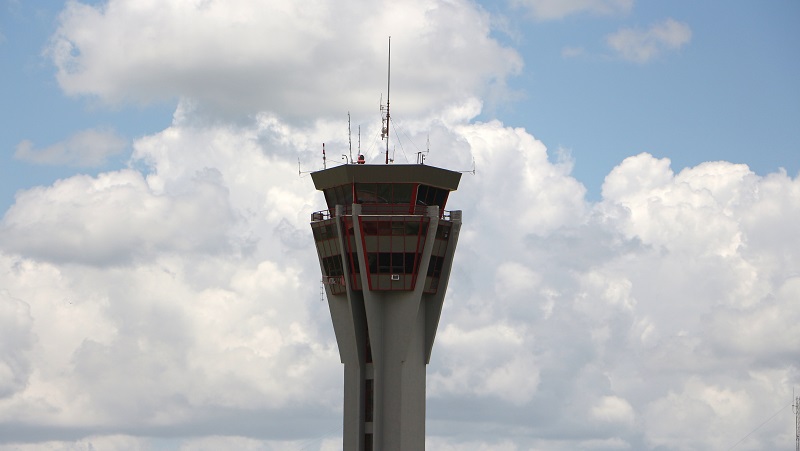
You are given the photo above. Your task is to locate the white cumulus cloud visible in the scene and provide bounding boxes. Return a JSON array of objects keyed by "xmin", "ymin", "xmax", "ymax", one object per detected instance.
[
  {"xmin": 592, "ymin": 395, "xmax": 635, "ymax": 425},
  {"xmin": 0, "ymin": 0, "xmax": 797, "ymax": 449},
  {"xmin": 47, "ymin": 0, "xmax": 522, "ymax": 120},
  {"xmin": 14, "ymin": 128, "xmax": 126, "ymax": 167},
  {"xmin": 1, "ymin": 101, "xmax": 798, "ymax": 450},
  {"xmin": 0, "ymin": 168, "xmax": 235, "ymax": 265},
  {"xmin": 607, "ymin": 18, "xmax": 692, "ymax": 63},
  {"xmin": 0, "ymin": 291, "xmax": 33, "ymax": 399}
]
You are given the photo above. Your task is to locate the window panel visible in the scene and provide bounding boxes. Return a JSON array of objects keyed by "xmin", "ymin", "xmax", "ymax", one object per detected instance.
[
  {"xmin": 377, "ymin": 221, "xmax": 392, "ymax": 235},
  {"xmin": 427, "ymin": 255, "xmax": 444, "ymax": 278},
  {"xmin": 365, "ymin": 379, "xmax": 374, "ymax": 422},
  {"xmin": 378, "ymin": 253, "xmax": 390, "ymax": 273},
  {"xmin": 377, "ymin": 184, "xmax": 392, "ymax": 203},
  {"xmin": 416, "ymin": 185, "xmax": 429, "ymax": 205},
  {"xmin": 368, "ymin": 253, "xmax": 378, "ymax": 274},
  {"xmin": 344, "ymin": 252, "xmax": 360, "ymax": 274},
  {"xmin": 391, "ymin": 221, "xmax": 405, "ymax": 235},
  {"xmin": 356, "ymin": 183, "xmax": 378, "ymax": 203},
  {"xmin": 334, "ymin": 186, "xmax": 344, "ymax": 206},
  {"xmin": 343, "ymin": 184, "xmax": 353, "ymax": 205},
  {"xmin": 433, "ymin": 188, "xmax": 448, "ymax": 209},
  {"xmin": 394, "ymin": 184, "xmax": 413, "ymax": 204},
  {"xmin": 362, "ymin": 221, "xmax": 378, "ymax": 235},
  {"xmin": 404, "ymin": 253, "xmax": 416, "ymax": 273},
  {"xmin": 314, "ymin": 223, "xmax": 336, "ymax": 241},
  {"xmin": 365, "ymin": 329, "xmax": 372, "ymax": 363},
  {"xmin": 322, "ymin": 255, "xmax": 344, "ymax": 277},
  {"xmin": 390, "ymin": 253, "xmax": 403, "ymax": 273}
]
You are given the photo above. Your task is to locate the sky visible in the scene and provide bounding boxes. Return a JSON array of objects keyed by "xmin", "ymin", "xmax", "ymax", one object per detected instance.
[{"xmin": 0, "ymin": 0, "xmax": 799, "ymax": 450}]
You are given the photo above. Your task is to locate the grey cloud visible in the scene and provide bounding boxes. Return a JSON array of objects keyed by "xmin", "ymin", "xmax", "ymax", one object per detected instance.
[
  {"xmin": 14, "ymin": 128, "xmax": 126, "ymax": 167},
  {"xmin": 0, "ymin": 291, "xmax": 34, "ymax": 399},
  {"xmin": 0, "ymin": 169, "xmax": 236, "ymax": 266},
  {"xmin": 0, "ymin": 113, "xmax": 798, "ymax": 449}
]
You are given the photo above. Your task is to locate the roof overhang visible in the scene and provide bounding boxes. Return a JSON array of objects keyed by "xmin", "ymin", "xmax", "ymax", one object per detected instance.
[{"xmin": 311, "ymin": 164, "xmax": 462, "ymax": 191}]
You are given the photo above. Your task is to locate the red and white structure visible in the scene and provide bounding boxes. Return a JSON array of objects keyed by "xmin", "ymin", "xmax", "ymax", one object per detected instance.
[{"xmin": 310, "ymin": 163, "xmax": 462, "ymax": 450}]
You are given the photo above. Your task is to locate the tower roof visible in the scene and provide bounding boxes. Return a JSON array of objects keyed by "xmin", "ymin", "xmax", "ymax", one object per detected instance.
[{"xmin": 311, "ymin": 164, "xmax": 462, "ymax": 191}]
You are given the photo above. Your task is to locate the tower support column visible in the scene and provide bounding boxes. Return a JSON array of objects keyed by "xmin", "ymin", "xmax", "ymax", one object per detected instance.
[{"xmin": 353, "ymin": 205, "xmax": 438, "ymax": 450}]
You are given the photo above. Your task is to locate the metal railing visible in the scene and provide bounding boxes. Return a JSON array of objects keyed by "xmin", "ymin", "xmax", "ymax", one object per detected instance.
[
  {"xmin": 310, "ymin": 210, "xmax": 333, "ymax": 222},
  {"xmin": 312, "ymin": 205, "xmax": 462, "ymax": 221},
  {"xmin": 442, "ymin": 210, "xmax": 462, "ymax": 221}
]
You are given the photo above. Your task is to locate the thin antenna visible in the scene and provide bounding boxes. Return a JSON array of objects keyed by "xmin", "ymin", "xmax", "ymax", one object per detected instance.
[
  {"xmin": 380, "ymin": 36, "xmax": 391, "ymax": 165},
  {"xmin": 358, "ymin": 125, "xmax": 361, "ymax": 154},
  {"xmin": 794, "ymin": 390, "xmax": 799, "ymax": 451},
  {"xmin": 386, "ymin": 36, "xmax": 391, "ymax": 165},
  {"xmin": 456, "ymin": 157, "xmax": 477, "ymax": 175},
  {"xmin": 348, "ymin": 112, "xmax": 353, "ymax": 164},
  {"xmin": 297, "ymin": 157, "xmax": 314, "ymax": 176},
  {"xmin": 322, "ymin": 143, "xmax": 327, "ymax": 169},
  {"xmin": 417, "ymin": 135, "xmax": 430, "ymax": 164}
]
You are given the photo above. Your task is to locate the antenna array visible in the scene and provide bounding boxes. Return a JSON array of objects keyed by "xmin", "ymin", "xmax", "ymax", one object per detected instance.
[
  {"xmin": 794, "ymin": 393, "xmax": 799, "ymax": 451},
  {"xmin": 380, "ymin": 36, "xmax": 391, "ymax": 164},
  {"xmin": 348, "ymin": 112, "xmax": 353, "ymax": 164}
]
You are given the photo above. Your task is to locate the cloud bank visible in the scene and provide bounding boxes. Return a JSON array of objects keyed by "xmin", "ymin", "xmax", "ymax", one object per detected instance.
[
  {"xmin": 14, "ymin": 128, "xmax": 126, "ymax": 167},
  {"xmin": 2, "ymin": 110, "xmax": 798, "ymax": 450},
  {"xmin": 0, "ymin": 0, "xmax": 797, "ymax": 450}
]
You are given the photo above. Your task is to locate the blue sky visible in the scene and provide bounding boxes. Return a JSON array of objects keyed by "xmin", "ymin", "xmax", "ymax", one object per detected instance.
[
  {"xmin": 2, "ymin": 1, "xmax": 798, "ymax": 208},
  {"xmin": 0, "ymin": 0, "xmax": 174, "ymax": 211},
  {"xmin": 0, "ymin": 1, "xmax": 799, "ymax": 450},
  {"xmin": 480, "ymin": 0, "xmax": 800, "ymax": 198}
]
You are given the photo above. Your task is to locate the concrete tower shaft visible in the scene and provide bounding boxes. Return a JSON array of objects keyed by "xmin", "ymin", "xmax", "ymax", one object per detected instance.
[{"xmin": 310, "ymin": 164, "xmax": 462, "ymax": 450}]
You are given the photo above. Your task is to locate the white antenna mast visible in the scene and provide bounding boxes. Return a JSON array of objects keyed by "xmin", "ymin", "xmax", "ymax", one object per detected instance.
[
  {"xmin": 297, "ymin": 157, "xmax": 314, "ymax": 176},
  {"xmin": 380, "ymin": 36, "xmax": 391, "ymax": 165},
  {"xmin": 794, "ymin": 389, "xmax": 799, "ymax": 451},
  {"xmin": 417, "ymin": 135, "xmax": 430, "ymax": 164},
  {"xmin": 348, "ymin": 112, "xmax": 353, "ymax": 164},
  {"xmin": 455, "ymin": 157, "xmax": 477, "ymax": 175}
]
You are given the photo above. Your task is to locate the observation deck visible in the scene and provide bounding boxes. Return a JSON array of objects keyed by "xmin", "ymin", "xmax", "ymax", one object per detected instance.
[{"xmin": 310, "ymin": 164, "xmax": 461, "ymax": 294}]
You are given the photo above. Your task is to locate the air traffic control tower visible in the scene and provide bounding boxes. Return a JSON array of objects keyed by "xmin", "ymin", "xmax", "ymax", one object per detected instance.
[{"xmin": 310, "ymin": 163, "xmax": 462, "ymax": 450}]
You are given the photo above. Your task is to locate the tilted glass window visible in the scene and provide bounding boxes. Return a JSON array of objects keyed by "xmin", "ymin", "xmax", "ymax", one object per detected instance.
[
  {"xmin": 415, "ymin": 185, "xmax": 449, "ymax": 210},
  {"xmin": 367, "ymin": 252, "xmax": 419, "ymax": 274},
  {"xmin": 322, "ymin": 255, "xmax": 344, "ymax": 277},
  {"xmin": 356, "ymin": 183, "xmax": 415, "ymax": 204},
  {"xmin": 323, "ymin": 184, "xmax": 354, "ymax": 210}
]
